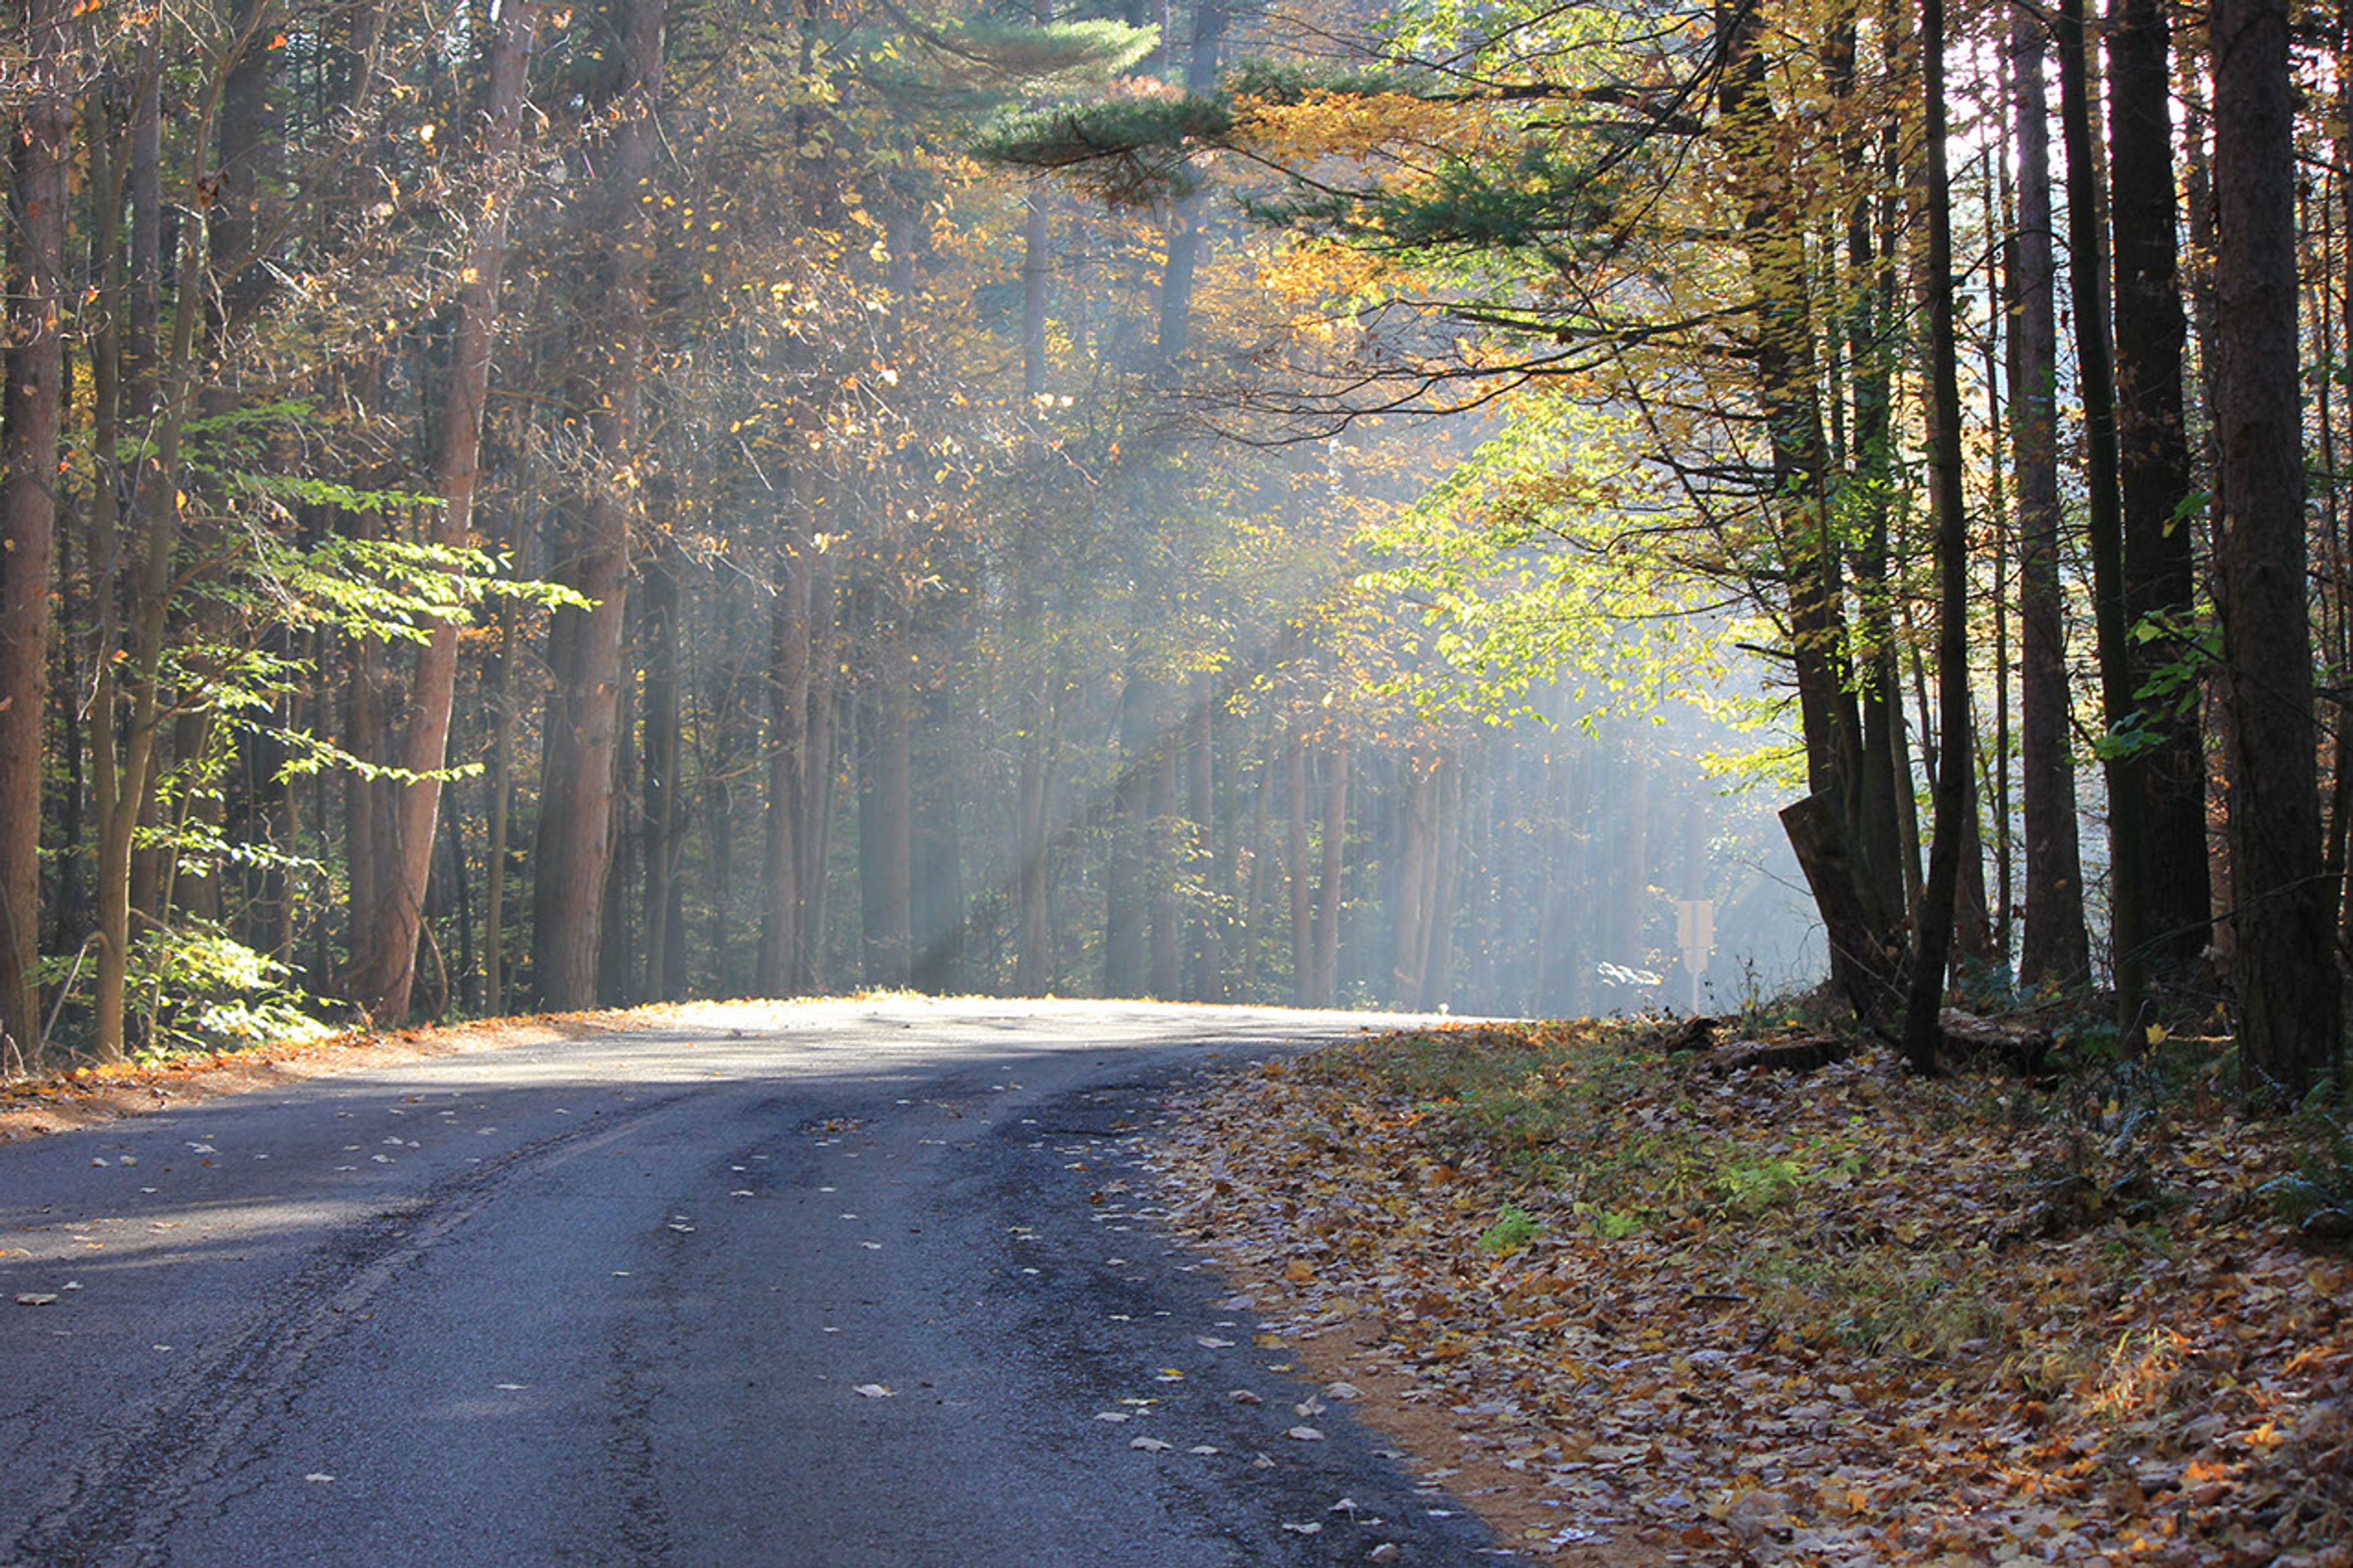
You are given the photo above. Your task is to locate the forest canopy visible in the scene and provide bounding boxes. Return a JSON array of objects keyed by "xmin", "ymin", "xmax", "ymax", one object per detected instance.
[{"xmin": 0, "ymin": 0, "xmax": 2343, "ymax": 1107}]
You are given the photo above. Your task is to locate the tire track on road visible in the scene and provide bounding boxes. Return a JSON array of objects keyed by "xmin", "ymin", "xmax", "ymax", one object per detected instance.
[{"xmin": 11, "ymin": 1095, "xmax": 684, "ymax": 1566}]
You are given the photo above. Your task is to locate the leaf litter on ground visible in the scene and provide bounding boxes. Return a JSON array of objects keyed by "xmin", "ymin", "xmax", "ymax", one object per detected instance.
[{"xmin": 1144, "ymin": 1017, "xmax": 2353, "ymax": 1566}]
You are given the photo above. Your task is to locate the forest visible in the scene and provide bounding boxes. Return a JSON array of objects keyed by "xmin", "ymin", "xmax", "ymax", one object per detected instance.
[{"xmin": 0, "ymin": 0, "xmax": 2342, "ymax": 1101}]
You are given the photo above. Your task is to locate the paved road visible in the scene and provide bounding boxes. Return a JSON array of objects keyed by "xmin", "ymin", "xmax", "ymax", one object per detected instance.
[{"xmin": 0, "ymin": 999, "xmax": 1499, "ymax": 1566}]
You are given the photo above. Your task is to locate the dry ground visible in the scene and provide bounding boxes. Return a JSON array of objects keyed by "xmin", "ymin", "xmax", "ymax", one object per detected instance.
[{"xmin": 1143, "ymin": 1020, "xmax": 2353, "ymax": 1567}]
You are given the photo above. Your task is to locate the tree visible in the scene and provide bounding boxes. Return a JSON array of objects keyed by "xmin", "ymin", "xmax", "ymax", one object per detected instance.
[
  {"xmin": 344, "ymin": 0, "xmax": 540, "ymax": 1023},
  {"xmin": 1903, "ymin": 0, "xmax": 1976, "ymax": 1072},
  {"xmin": 0, "ymin": 0, "xmax": 72, "ymax": 1067},
  {"xmin": 2211, "ymin": 0, "xmax": 2343, "ymax": 1100},
  {"xmin": 2009, "ymin": 11, "xmax": 2093, "ymax": 990},
  {"xmin": 2107, "ymin": 0, "xmax": 2210, "ymax": 985},
  {"xmin": 2056, "ymin": 0, "xmax": 2153, "ymax": 1040},
  {"xmin": 532, "ymin": 0, "xmax": 668, "ymax": 1010}
]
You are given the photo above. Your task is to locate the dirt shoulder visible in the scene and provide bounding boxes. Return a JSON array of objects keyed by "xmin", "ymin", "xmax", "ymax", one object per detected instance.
[
  {"xmin": 0, "ymin": 1004, "xmax": 705, "ymax": 1145},
  {"xmin": 1143, "ymin": 1020, "xmax": 2353, "ymax": 1567}
]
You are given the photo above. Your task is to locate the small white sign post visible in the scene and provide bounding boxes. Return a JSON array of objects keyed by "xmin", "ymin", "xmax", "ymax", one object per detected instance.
[{"xmin": 1675, "ymin": 898, "xmax": 1715, "ymax": 1013}]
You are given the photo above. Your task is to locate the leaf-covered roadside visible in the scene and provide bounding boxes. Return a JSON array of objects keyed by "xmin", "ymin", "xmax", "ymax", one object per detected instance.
[
  {"xmin": 0, "ymin": 1006, "xmax": 703, "ymax": 1143},
  {"xmin": 1145, "ymin": 1021, "xmax": 2353, "ymax": 1565}
]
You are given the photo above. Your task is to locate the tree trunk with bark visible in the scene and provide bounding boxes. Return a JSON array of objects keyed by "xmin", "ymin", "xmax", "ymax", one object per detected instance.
[
  {"xmin": 1719, "ymin": 1, "xmax": 1864, "ymax": 831},
  {"xmin": 344, "ymin": 0, "xmax": 537, "ymax": 1021},
  {"xmin": 1148, "ymin": 708, "xmax": 1180, "ymax": 999},
  {"xmin": 0, "ymin": 0, "xmax": 71, "ymax": 1066},
  {"xmin": 1013, "ymin": 673, "xmax": 1055, "ymax": 994},
  {"xmin": 2107, "ymin": 0, "xmax": 2211, "ymax": 983},
  {"xmin": 1902, "ymin": 0, "xmax": 1976, "ymax": 1073},
  {"xmin": 2211, "ymin": 0, "xmax": 2345, "ymax": 1101},
  {"xmin": 532, "ymin": 0, "xmax": 664, "ymax": 1009},
  {"xmin": 853, "ymin": 608, "xmax": 913, "ymax": 990},
  {"xmin": 1311, "ymin": 737, "xmax": 1349, "ymax": 1007},
  {"xmin": 2010, "ymin": 12, "xmax": 2094, "ymax": 988},
  {"xmin": 641, "ymin": 534, "xmax": 684, "ymax": 1000},
  {"xmin": 757, "ymin": 517, "xmax": 813, "ymax": 998},
  {"xmin": 911, "ymin": 680, "xmax": 966, "ymax": 994},
  {"xmin": 1185, "ymin": 678, "xmax": 1219, "ymax": 1000},
  {"xmin": 1287, "ymin": 729, "xmax": 1312, "ymax": 1006},
  {"xmin": 2058, "ymin": 0, "xmax": 2151, "ymax": 1036},
  {"xmin": 1104, "ymin": 668, "xmax": 1151, "ymax": 997}
]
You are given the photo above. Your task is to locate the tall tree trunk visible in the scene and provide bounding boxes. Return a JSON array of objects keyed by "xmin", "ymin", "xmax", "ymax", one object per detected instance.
[
  {"xmin": 641, "ymin": 535, "xmax": 683, "ymax": 1000},
  {"xmin": 1390, "ymin": 756, "xmax": 1434, "ymax": 1005},
  {"xmin": 854, "ymin": 646, "xmax": 913, "ymax": 991},
  {"xmin": 2212, "ymin": 0, "xmax": 2345, "ymax": 1101},
  {"xmin": 2107, "ymin": 0, "xmax": 2211, "ymax": 982},
  {"xmin": 1727, "ymin": 0, "xmax": 1900, "ymax": 1012},
  {"xmin": 1287, "ymin": 729, "xmax": 1312, "ymax": 1006},
  {"xmin": 1185, "ymin": 678, "xmax": 1219, "ymax": 1000},
  {"xmin": 756, "ymin": 572, "xmax": 801, "ymax": 999},
  {"xmin": 1009, "ymin": 0, "xmax": 1059, "ymax": 995},
  {"xmin": 1014, "ymin": 676, "xmax": 1054, "ymax": 993},
  {"xmin": 485, "ymin": 596, "xmax": 517, "ymax": 1013},
  {"xmin": 797, "ymin": 546, "xmax": 839, "ymax": 993},
  {"xmin": 1240, "ymin": 737, "xmax": 1270, "ymax": 999},
  {"xmin": 597, "ymin": 632, "xmax": 638, "ymax": 1006},
  {"xmin": 88, "ymin": 6, "xmax": 256, "ymax": 1060},
  {"xmin": 2012, "ymin": 13, "xmax": 2094, "ymax": 988},
  {"xmin": 344, "ymin": 0, "xmax": 537, "ymax": 1020},
  {"xmin": 1828, "ymin": 0, "xmax": 1910, "ymax": 931},
  {"xmin": 759, "ymin": 510, "xmax": 816, "ymax": 996},
  {"xmin": 1719, "ymin": 0, "xmax": 1863, "ymax": 828},
  {"xmin": 1148, "ymin": 706, "xmax": 1180, "ymax": 998},
  {"xmin": 912, "ymin": 680, "xmax": 966, "ymax": 994},
  {"xmin": 532, "ymin": 0, "xmax": 664, "ymax": 1009},
  {"xmin": 0, "ymin": 0, "xmax": 71, "ymax": 1066},
  {"xmin": 2058, "ymin": 0, "xmax": 2151, "ymax": 1037},
  {"xmin": 1105, "ymin": 668, "xmax": 1151, "ymax": 997},
  {"xmin": 1423, "ymin": 749, "xmax": 1462, "ymax": 1009},
  {"xmin": 1311, "ymin": 737, "xmax": 1349, "ymax": 1007},
  {"xmin": 1902, "ymin": 0, "xmax": 1974, "ymax": 1072},
  {"xmin": 178, "ymin": 0, "xmax": 280, "ymax": 944},
  {"xmin": 63, "ymin": 74, "xmax": 123, "ymax": 974}
]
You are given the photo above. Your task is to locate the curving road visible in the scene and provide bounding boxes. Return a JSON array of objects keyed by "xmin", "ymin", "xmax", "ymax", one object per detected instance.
[{"xmin": 0, "ymin": 998, "xmax": 1500, "ymax": 1566}]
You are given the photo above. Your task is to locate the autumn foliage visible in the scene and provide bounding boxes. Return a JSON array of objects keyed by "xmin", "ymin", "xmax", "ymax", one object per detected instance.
[{"xmin": 1155, "ymin": 1021, "xmax": 2353, "ymax": 1564}]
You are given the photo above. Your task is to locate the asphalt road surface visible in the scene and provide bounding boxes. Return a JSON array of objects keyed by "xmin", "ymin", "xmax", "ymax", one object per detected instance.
[{"xmin": 0, "ymin": 998, "xmax": 1503, "ymax": 1566}]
